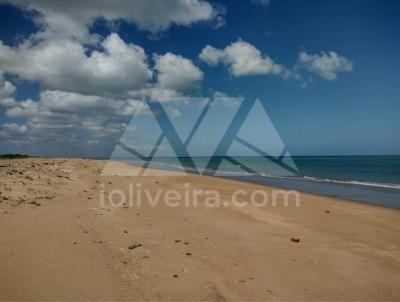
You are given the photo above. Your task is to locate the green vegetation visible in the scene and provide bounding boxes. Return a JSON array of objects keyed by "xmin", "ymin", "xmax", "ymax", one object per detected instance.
[{"xmin": 0, "ymin": 154, "xmax": 31, "ymax": 159}]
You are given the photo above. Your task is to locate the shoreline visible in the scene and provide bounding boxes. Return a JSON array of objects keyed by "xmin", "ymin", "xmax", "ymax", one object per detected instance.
[
  {"xmin": 226, "ymin": 174, "xmax": 400, "ymax": 210},
  {"xmin": 116, "ymin": 158, "xmax": 400, "ymax": 209},
  {"xmin": 1, "ymin": 157, "xmax": 400, "ymax": 300}
]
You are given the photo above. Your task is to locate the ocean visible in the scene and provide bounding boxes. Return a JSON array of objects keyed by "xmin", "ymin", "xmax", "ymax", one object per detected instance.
[{"xmin": 124, "ymin": 155, "xmax": 400, "ymax": 209}]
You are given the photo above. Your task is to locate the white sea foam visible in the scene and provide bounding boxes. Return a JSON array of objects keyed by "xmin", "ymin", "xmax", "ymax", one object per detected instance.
[
  {"xmin": 124, "ymin": 159, "xmax": 400, "ymax": 190},
  {"xmin": 300, "ymin": 175, "xmax": 400, "ymax": 189}
]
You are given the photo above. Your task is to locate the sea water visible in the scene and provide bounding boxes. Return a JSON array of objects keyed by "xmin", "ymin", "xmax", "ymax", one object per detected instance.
[{"xmin": 124, "ymin": 156, "xmax": 400, "ymax": 208}]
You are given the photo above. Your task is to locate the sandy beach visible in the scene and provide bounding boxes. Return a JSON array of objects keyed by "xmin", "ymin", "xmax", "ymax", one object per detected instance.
[{"xmin": 1, "ymin": 157, "xmax": 400, "ymax": 301}]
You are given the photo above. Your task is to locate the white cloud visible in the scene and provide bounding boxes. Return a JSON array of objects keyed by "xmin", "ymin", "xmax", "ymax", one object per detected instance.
[
  {"xmin": 0, "ymin": 31, "xmax": 205, "ymax": 99},
  {"xmin": 0, "ymin": 70, "xmax": 16, "ymax": 101},
  {"xmin": 0, "ymin": 97, "xmax": 17, "ymax": 107},
  {"xmin": 0, "ymin": 33, "xmax": 152, "ymax": 96},
  {"xmin": 198, "ymin": 45, "xmax": 225, "ymax": 66},
  {"xmin": 2, "ymin": 0, "xmax": 222, "ymax": 37},
  {"xmin": 154, "ymin": 52, "xmax": 203, "ymax": 93},
  {"xmin": 212, "ymin": 91, "xmax": 242, "ymax": 107},
  {"xmin": 0, "ymin": 71, "xmax": 16, "ymax": 98},
  {"xmin": 0, "ymin": 123, "xmax": 27, "ymax": 135},
  {"xmin": 0, "ymin": 89, "xmax": 149, "ymax": 153},
  {"xmin": 0, "ymin": 37, "xmax": 205, "ymax": 154},
  {"xmin": 199, "ymin": 41, "xmax": 353, "ymax": 82},
  {"xmin": 0, "ymin": 0, "xmax": 218, "ymax": 156},
  {"xmin": 0, "ymin": 2, "xmax": 210, "ymax": 101},
  {"xmin": 297, "ymin": 51, "xmax": 353, "ymax": 80},
  {"xmin": 0, "ymin": 87, "xmax": 194, "ymax": 155},
  {"xmin": 4, "ymin": 90, "xmax": 146, "ymax": 119},
  {"xmin": 127, "ymin": 87, "xmax": 183, "ymax": 102},
  {"xmin": 166, "ymin": 107, "xmax": 182, "ymax": 118},
  {"xmin": 199, "ymin": 39, "xmax": 286, "ymax": 77},
  {"xmin": 0, "ymin": 70, "xmax": 17, "ymax": 107}
]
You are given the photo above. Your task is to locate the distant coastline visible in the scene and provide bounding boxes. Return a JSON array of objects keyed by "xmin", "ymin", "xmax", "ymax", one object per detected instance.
[{"xmin": 0, "ymin": 154, "xmax": 31, "ymax": 159}]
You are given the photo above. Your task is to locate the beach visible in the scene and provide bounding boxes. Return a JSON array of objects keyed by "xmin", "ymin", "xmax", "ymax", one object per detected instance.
[{"xmin": 1, "ymin": 157, "xmax": 400, "ymax": 301}]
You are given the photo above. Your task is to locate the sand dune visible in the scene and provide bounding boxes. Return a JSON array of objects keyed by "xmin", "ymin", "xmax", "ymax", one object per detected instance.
[{"xmin": 1, "ymin": 158, "xmax": 400, "ymax": 301}]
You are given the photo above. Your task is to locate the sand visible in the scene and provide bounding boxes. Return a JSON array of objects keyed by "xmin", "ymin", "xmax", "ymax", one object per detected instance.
[{"xmin": 0, "ymin": 158, "xmax": 400, "ymax": 301}]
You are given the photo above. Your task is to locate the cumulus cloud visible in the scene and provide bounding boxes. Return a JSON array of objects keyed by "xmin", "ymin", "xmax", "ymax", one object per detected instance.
[
  {"xmin": 154, "ymin": 52, "xmax": 204, "ymax": 93},
  {"xmin": 297, "ymin": 51, "xmax": 353, "ymax": 80},
  {"xmin": 0, "ymin": 1, "xmax": 216, "ymax": 155},
  {"xmin": 1, "ymin": 0, "xmax": 222, "ymax": 38},
  {"xmin": 0, "ymin": 71, "xmax": 15, "ymax": 97},
  {"xmin": 0, "ymin": 70, "xmax": 17, "ymax": 107},
  {"xmin": 198, "ymin": 45, "xmax": 225, "ymax": 66},
  {"xmin": 127, "ymin": 87, "xmax": 183, "ymax": 102},
  {"xmin": 0, "ymin": 32, "xmax": 204, "ymax": 154},
  {"xmin": 0, "ymin": 86, "xmax": 194, "ymax": 155},
  {"xmin": 0, "ymin": 123, "xmax": 27, "ymax": 135},
  {"xmin": 0, "ymin": 31, "xmax": 205, "ymax": 99},
  {"xmin": 0, "ymin": 33, "xmax": 152, "ymax": 96},
  {"xmin": 211, "ymin": 91, "xmax": 242, "ymax": 107},
  {"xmin": 0, "ymin": 89, "xmax": 149, "ymax": 154},
  {"xmin": 0, "ymin": 2, "xmax": 209, "ymax": 100},
  {"xmin": 199, "ymin": 39, "xmax": 286, "ymax": 77},
  {"xmin": 4, "ymin": 90, "xmax": 145, "ymax": 118}
]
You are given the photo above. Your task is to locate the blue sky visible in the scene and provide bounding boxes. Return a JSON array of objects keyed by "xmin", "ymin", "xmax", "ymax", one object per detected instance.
[{"xmin": 0, "ymin": 0, "xmax": 399, "ymax": 157}]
